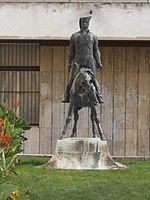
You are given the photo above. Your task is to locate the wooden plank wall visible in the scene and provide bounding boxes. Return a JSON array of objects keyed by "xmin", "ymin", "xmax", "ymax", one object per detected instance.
[
  {"xmin": 38, "ymin": 45, "xmax": 150, "ymax": 157},
  {"xmin": 1, "ymin": 43, "xmax": 149, "ymax": 157}
]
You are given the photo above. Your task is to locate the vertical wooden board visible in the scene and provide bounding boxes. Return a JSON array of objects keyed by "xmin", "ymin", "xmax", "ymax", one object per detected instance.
[
  {"xmin": 16, "ymin": 43, "xmax": 21, "ymax": 66},
  {"xmin": 113, "ymin": 73, "xmax": 126, "ymax": 156},
  {"xmin": 114, "ymin": 47, "xmax": 126, "ymax": 73},
  {"xmin": 24, "ymin": 127, "xmax": 40, "ymax": 154},
  {"xmin": 39, "ymin": 46, "xmax": 53, "ymax": 153},
  {"xmin": 126, "ymin": 47, "xmax": 139, "ymax": 73},
  {"xmin": 137, "ymin": 129, "xmax": 149, "ymax": 156},
  {"xmin": 39, "ymin": 72, "xmax": 52, "ymax": 128},
  {"xmin": 52, "ymin": 72, "xmax": 64, "ymax": 125},
  {"xmin": 28, "ymin": 43, "xmax": 32, "ymax": 66},
  {"xmin": 138, "ymin": 47, "xmax": 150, "ymax": 156},
  {"xmin": 125, "ymin": 73, "xmax": 138, "ymax": 156},
  {"xmin": 1, "ymin": 44, "xmax": 5, "ymax": 66},
  {"xmin": 101, "ymin": 47, "xmax": 113, "ymax": 72},
  {"xmin": 140, "ymin": 51, "xmax": 150, "ymax": 161},
  {"xmin": 52, "ymin": 71, "xmax": 64, "ymax": 106},
  {"xmin": 125, "ymin": 47, "xmax": 138, "ymax": 156},
  {"xmin": 23, "ymin": 43, "xmax": 28, "ymax": 66},
  {"xmin": 31, "ymin": 43, "xmax": 36, "ymax": 66},
  {"xmin": 35, "ymin": 43, "xmax": 40, "ymax": 66},
  {"xmin": 8, "ymin": 44, "xmax": 13, "ymax": 66},
  {"xmin": 20, "ymin": 43, "xmax": 24, "ymax": 66},
  {"xmin": 53, "ymin": 46, "xmax": 65, "ymax": 72},
  {"xmin": 12, "ymin": 43, "xmax": 17, "ymax": 66},
  {"xmin": 52, "ymin": 71, "xmax": 65, "ymax": 152},
  {"xmin": 113, "ymin": 47, "xmax": 126, "ymax": 156},
  {"xmin": 4, "ymin": 44, "xmax": 9, "ymax": 66},
  {"xmin": 40, "ymin": 46, "xmax": 53, "ymax": 71},
  {"xmin": 138, "ymin": 101, "xmax": 149, "ymax": 130},
  {"xmin": 100, "ymin": 47, "xmax": 114, "ymax": 154},
  {"xmin": 139, "ymin": 47, "xmax": 149, "ymax": 73},
  {"xmin": 126, "ymin": 129, "xmax": 137, "ymax": 156},
  {"xmin": 138, "ymin": 73, "xmax": 150, "ymax": 103},
  {"xmin": 39, "ymin": 45, "xmax": 53, "ymax": 132},
  {"xmin": 126, "ymin": 75, "xmax": 138, "ymax": 129},
  {"xmin": 39, "ymin": 127, "xmax": 52, "ymax": 154}
]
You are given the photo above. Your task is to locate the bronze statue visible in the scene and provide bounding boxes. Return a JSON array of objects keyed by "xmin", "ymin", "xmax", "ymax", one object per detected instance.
[
  {"xmin": 60, "ymin": 16, "xmax": 105, "ymax": 140},
  {"xmin": 62, "ymin": 16, "xmax": 104, "ymax": 104}
]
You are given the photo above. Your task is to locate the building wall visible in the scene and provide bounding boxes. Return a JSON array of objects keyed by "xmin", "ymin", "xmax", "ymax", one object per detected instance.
[
  {"xmin": 24, "ymin": 44, "xmax": 150, "ymax": 157},
  {"xmin": 0, "ymin": 1, "xmax": 150, "ymax": 157},
  {"xmin": 0, "ymin": 2, "xmax": 150, "ymax": 40}
]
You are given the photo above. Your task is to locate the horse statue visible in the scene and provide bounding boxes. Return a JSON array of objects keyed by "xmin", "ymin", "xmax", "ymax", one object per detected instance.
[{"xmin": 60, "ymin": 63, "xmax": 105, "ymax": 140}]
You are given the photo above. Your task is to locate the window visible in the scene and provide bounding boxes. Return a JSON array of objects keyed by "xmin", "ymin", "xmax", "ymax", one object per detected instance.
[{"xmin": 0, "ymin": 43, "xmax": 40, "ymax": 125}]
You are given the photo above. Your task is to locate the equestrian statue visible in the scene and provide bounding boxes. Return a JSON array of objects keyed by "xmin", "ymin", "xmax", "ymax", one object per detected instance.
[{"xmin": 61, "ymin": 16, "xmax": 105, "ymax": 140}]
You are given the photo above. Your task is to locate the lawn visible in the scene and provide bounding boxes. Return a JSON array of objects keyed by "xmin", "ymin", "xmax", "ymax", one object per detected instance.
[{"xmin": 9, "ymin": 157, "xmax": 150, "ymax": 200}]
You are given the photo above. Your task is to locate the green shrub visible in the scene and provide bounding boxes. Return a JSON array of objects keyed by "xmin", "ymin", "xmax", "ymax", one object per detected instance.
[{"xmin": 0, "ymin": 100, "xmax": 31, "ymax": 199}]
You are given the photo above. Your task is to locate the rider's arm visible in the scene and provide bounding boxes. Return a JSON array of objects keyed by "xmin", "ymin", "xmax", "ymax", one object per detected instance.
[{"xmin": 93, "ymin": 34, "xmax": 103, "ymax": 70}]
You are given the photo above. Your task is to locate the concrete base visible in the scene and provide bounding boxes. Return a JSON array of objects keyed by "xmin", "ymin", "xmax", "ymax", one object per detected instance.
[{"xmin": 43, "ymin": 138, "xmax": 127, "ymax": 170}]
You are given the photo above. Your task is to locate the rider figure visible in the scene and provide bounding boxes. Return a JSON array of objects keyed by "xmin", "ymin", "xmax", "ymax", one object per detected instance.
[{"xmin": 62, "ymin": 16, "xmax": 104, "ymax": 104}]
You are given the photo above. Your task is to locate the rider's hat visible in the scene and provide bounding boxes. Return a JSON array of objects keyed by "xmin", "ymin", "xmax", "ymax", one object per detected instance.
[{"xmin": 79, "ymin": 16, "xmax": 92, "ymax": 28}]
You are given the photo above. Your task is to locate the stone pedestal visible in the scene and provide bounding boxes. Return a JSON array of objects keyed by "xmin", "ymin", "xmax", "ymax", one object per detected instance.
[{"xmin": 44, "ymin": 138, "xmax": 127, "ymax": 170}]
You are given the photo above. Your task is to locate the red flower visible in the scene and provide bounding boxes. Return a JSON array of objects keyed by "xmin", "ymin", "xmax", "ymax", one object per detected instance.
[
  {"xmin": 0, "ymin": 134, "xmax": 12, "ymax": 145},
  {"xmin": 0, "ymin": 119, "xmax": 4, "ymax": 126}
]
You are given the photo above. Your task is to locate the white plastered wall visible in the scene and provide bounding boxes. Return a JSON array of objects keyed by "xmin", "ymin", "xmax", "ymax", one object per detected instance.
[{"xmin": 0, "ymin": 3, "xmax": 149, "ymax": 39}]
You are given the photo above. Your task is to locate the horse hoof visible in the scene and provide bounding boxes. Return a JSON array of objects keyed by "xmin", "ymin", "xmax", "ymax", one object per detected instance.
[
  {"xmin": 59, "ymin": 135, "xmax": 65, "ymax": 140},
  {"xmin": 100, "ymin": 137, "xmax": 106, "ymax": 141},
  {"xmin": 70, "ymin": 134, "xmax": 75, "ymax": 138}
]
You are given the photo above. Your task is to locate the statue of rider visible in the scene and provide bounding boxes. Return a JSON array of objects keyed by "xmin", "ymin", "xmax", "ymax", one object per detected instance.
[{"xmin": 62, "ymin": 16, "xmax": 104, "ymax": 104}]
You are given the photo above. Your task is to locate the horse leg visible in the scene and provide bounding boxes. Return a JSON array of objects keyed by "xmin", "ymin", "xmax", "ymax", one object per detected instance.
[
  {"xmin": 90, "ymin": 110, "xmax": 96, "ymax": 138},
  {"xmin": 90, "ymin": 106, "xmax": 106, "ymax": 140},
  {"xmin": 60, "ymin": 102, "xmax": 74, "ymax": 139},
  {"xmin": 71, "ymin": 107, "xmax": 79, "ymax": 138}
]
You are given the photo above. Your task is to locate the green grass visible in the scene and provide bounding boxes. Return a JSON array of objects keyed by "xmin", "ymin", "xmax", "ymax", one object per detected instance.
[{"xmin": 9, "ymin": 157, "xmax": 150, "ymax": 200}]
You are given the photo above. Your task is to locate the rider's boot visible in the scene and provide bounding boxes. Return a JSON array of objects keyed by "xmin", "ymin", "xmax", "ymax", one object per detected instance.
[{"xmin": 97, "ymin": 93, "xmax": 104, "ymax": 104}]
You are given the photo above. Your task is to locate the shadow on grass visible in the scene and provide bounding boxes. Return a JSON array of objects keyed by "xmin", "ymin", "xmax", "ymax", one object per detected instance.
[{"xmin": 18, "ymin": 156, "xmax": 51, "ymax": 167}]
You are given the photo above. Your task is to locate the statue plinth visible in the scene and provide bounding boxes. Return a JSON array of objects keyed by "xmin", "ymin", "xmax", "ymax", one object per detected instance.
[{"xmin": 43, "ymin": 138, "xmax": 127, "ymax": 170}]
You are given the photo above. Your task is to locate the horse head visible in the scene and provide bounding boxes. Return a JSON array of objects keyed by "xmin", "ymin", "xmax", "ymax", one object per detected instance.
[
  {"xmin": 75, "ymin": 68, "xmax": 94, "ymax": 92},
  {"xmin": 80, "ymin": 68, "xmax": 94, "ymax": 85},
  {"xmin": 70, "ymin": 66, "xmax": 98, "ymax": 106}
]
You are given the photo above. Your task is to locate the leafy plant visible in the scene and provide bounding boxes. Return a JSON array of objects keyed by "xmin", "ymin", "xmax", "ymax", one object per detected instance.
[
  {"xmin": 0, "ymin": 184, "xmax": 19, "ymax": 200},
  {"xmin": 0, "ymin": 99, "xmax": 31, "ymax": 199}
]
